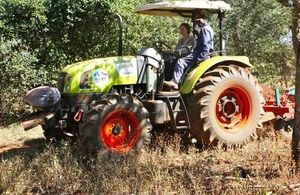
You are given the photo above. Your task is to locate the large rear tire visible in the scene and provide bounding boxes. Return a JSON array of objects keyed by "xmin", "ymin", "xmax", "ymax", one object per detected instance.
[
  {"xmin": 79, "ymin": 94, "xmax": 152, "ymax": 155},
  {"xmin": 187, "ymin": 65, "xmax": 265, "ymax": 146}
]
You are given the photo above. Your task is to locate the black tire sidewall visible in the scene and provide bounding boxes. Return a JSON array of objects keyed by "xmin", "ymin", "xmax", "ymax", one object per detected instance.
[
  {"xmin": 98, "ymin": 98, "xmax": 149, "ymax": 151},
  {"xmin": 80, "ymin": 95, "xmax": 151, "ymax": 154}
]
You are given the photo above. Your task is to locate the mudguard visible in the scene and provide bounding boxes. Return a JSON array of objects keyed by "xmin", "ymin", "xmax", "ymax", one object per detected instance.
[{"xmin": 180, "ymin": 56, "xmax": 253, "ymax": 94}]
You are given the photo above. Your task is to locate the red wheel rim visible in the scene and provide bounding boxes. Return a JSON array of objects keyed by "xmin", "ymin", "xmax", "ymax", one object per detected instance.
[
  {"xmin": 99, "ymin": 109, "xmax": 140, "ymax": 153},
  {"xmin": 215, "ymin": 86, "xmax": 251, "ymax": 132}
]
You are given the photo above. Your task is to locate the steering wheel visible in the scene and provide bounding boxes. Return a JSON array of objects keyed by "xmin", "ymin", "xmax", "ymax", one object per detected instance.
[
  {"xmin": 153, "ymin": 40, "xmax": 177, "ymax": 67},
  {"xmin": 154, "ymin": 40, "xmax": 172, "ymax": 53}
]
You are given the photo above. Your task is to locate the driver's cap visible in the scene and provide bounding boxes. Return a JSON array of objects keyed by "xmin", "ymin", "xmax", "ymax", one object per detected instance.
[{"xmin": 192, "ymin": 10, "xmax": 207, "ymax": 21}]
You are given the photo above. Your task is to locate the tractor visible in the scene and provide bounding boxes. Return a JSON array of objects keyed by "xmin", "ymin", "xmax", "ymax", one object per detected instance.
[{"xmin": 23, "ymin": 0, "xmax": 265, "ymax": 155}]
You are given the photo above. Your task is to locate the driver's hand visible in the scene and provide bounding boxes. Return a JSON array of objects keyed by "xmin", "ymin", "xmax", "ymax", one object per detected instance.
[
  {"xmin": 165, "ymin": 49, "xmax": 174, "ymax": 54},
  {"xmin": 173, "ymin": 50, "xmax": 180, "ymax": 57}
]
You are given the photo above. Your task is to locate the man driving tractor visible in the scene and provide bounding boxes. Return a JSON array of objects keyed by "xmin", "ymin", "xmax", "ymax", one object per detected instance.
[{"xmin": 164, "ymin": 11, "xmax": 214, "ymax": 90}]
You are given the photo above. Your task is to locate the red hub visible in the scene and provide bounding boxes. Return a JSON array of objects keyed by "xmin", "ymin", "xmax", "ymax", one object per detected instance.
[
  {"xmin": 216, "ymin": 87, "xmax": 251, "ymax": 132},
  {"xmin": 99, "ymin": 109, "xmax": 140, "ymax": 153}
]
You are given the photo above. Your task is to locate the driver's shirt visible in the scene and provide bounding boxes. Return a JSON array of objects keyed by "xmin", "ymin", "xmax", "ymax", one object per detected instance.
[{"xmin": 192, "ymin": 24, "xmax": 214, "ymax": 62}]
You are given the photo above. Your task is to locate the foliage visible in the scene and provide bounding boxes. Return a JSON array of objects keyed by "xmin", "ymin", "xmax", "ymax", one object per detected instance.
[
  {"xmin": 0, "ymin": 39, "xmax": 49, "ymax": 119},
  {"xmin": 112, "ymin": 0, "xmax": 182, "ymax": 54},
  {"xmin": 225, "ymin": 0, "xmax": 294, "ymax": 86},
  {"xmin": 44, "ymin": 0, "xmax": 117, "ymax": 62}
]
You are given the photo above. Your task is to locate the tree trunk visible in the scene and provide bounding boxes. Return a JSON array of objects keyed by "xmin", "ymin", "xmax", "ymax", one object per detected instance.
[{"xmin": 292, "ymin": 0, "xmax": 300, "ymax": 171}]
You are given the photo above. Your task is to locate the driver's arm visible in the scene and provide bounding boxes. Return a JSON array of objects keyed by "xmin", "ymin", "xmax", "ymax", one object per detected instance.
[{"xmin": 173, "ymin": 36, "xmax": 196, "ymax": 57}]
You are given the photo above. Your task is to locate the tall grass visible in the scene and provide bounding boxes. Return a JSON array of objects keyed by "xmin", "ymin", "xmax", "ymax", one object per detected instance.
[{"xmin": 0, "ymin": 131, "xmax": 299, "ymax": 194}]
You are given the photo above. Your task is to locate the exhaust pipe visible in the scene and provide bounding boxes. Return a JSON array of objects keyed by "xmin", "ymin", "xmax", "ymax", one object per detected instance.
[
  {"xmin": 22, "ymin": 117, "xmax": 45, "ymax": 131},
  {"xmin": 116, "ymin": 13, "xmax": 124, "ymax": 56},
  {"xmin": 22, "ymin": 113, "xmax": 54, "ymax": 131}
]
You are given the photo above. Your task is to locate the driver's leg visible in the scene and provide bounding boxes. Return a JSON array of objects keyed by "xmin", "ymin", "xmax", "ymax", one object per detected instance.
[
  {"xmin": 164, "ymin": 56, "xmax": 177, "ymax": 81},
  {"xmin": 164, "ymin": 54, "xmax": 195, "ymax": 90},
  {"xmin": 173, "ymin": 54, "xmax": 195, "ymax": 83}
]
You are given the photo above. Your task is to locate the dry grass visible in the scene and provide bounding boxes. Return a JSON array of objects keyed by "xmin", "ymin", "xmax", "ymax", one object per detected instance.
[
  {"xmin": 0, "ymin": 124, "xmax": 43, "ymax": 147},
  {"xmin": 0, "ymin": 125, "xmax": 299, "ymax": 194}
]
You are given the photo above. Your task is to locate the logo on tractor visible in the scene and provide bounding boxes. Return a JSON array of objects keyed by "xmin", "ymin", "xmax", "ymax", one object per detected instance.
[
  {"xmin": 115, "ymin": 62, "xmax": 134, "ymax": 76},
  {"xmin": 92, "ymin": 69, "xmax": 109, "ymax": 87}
]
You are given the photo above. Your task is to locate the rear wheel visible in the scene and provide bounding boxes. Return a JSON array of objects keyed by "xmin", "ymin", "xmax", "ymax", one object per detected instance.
[
  {"xmin": 79, "ymin": 94, "xmax": 152, "ymax": 155},
  {"xmin": 187, "ymin": 65, "xmax": 265, "ymax": 146}
]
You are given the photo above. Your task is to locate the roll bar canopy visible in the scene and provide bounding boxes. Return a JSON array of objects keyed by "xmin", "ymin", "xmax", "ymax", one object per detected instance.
[
  {"xmin": 135, "ymin": 0, "xmax": 231, "ymax": 17},
  {"xmin": 135, "ymin": 0, "xmax": 231, "ymax": 55}
]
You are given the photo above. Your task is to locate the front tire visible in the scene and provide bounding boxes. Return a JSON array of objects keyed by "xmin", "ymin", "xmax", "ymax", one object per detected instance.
[
  {"xmin": 79, "ymin": 94, "xmax": 152, "ymax": 155},
  {"xmin": 187, "ymin": 65, "xmax": 265, "ymax": 146}
]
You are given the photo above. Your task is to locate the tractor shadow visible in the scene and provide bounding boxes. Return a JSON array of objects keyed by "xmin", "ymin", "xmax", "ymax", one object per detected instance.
[
  {"xmin": 0, "ymin": 138, "xmax": 47, "ymax": 160},
  {"xmin": 149, "ymin": 127, "xmax": 209, "ymax": 154}
]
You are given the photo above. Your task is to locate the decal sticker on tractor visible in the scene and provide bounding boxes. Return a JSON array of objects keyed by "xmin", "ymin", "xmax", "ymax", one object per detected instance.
[
  {"xmin": 116, "ymin": 62, "xmax": 134, "ymax": 76},
  {"xmin": 92, "ymin": 69, "xmax": 109, "ymax": 87}
]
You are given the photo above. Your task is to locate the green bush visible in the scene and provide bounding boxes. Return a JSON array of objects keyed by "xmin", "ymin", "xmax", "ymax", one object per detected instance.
[
  {"xmin": 0, "ymin": 0, "xmax": 117, "ymax": 122},
  {"xmin": 0, "ymin": 39, "xmax": 50, "ymax": 121}
]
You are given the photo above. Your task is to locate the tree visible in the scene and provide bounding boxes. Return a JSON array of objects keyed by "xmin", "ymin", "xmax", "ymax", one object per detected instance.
[
  {"xmin": 292, "ymin": 0, "xmax": 300, "ymax": 171},
  {"xmin": 225, "ymin": 0, "xmax": 294, "ymax": 86}
]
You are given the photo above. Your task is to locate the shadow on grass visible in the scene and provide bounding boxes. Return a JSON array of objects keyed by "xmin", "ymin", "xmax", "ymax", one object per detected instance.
[{"xmin": 0, "ymin": 138, "xmax": 47, "ymax": 160}]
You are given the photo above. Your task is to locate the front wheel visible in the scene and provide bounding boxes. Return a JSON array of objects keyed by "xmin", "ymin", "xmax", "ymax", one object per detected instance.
[
  {"xmin": 79, "ymin": 94, "xmax": 152, "ymax": 155},
  {"xmin": 187, "ymin": 65, "xmax": 265, "ymax": 146}
]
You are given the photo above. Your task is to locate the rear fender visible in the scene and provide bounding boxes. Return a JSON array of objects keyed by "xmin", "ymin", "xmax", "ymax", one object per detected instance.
[{"xmin": 180, "ymin": 56, "xmax": 253, "ymax": 94}]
